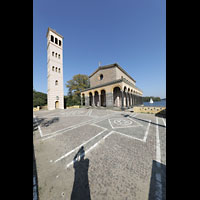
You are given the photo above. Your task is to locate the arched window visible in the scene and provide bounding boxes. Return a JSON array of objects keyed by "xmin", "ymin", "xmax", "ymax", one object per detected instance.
[
  {"xmin": 100, "ymin": 74, "xmax": 103, "ymax": 80},
  {"xmin": 55, "ymin": 53, "xmax": 57, "ymax": 58},
  {"xmin": 58, "ymin": 54, "xmax": 60, "ymax": 59},
  {"xmin": 59, "ymin": 40, "xmax": 61, "ymax": 46},
  {"xmin": 51, "ymin": 35, "xmax": 54, "ymax": 42},
  {"xmin": 52, "ymin": 66, "xmax": 54, "ymax": 71},
  {"xmin": 55, "ymin": 38, "xmax": 58, "ymax": 44},
  {"xmin": 52, "ymin": 51, "xmax": 54, "ymax": 56},
  {"xmin": 55, "ymin": 67, "xmax": 57, "ymax": 72},
  {"xmin": 58, "ymin": 68, "xmax": 61, "ymax": 73},
  {"xmin": 55, "ymin": 80, "xmax": 58, "ymax": 85}
]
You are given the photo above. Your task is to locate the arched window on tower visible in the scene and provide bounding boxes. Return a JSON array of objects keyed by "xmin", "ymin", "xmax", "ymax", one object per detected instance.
[
  {"xmin": 59, "ymin": 40, "xmax": 61, "ymax": 46},
  {"xmin": 52, "ymin": 51, "xmax": 54, "ymax": 56},
  {"xmin": 55, "ymin": 80, "xmax": 58, "ymax": 85},
  {"xmin": 55, "ymin": 38, "xmax": 58, "ymax": 44},
  {"xmin": 55, "ymin": 67, "xmax": 57, "ymax": 72},
  {"xmin": 52, "ymin": 66, "xmax": 54, "ymax": 71},
  {"xmin": 51, "ymin": 35, "xmax": 54, "ymax": 42},
  {"xmin": 58, "ymin": 68, "xmax": 61, "ymax": 73}
]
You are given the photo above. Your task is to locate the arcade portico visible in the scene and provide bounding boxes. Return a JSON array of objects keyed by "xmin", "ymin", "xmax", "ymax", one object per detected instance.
[{"xmin": 81, "ymin": 63, "xmax": 143, "ymax": 110}]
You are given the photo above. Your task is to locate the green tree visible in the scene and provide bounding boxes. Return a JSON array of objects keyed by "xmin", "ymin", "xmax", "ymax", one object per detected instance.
[
  {"xmin": 65, "ymin": 74, "xmax": 90, "ymax": 106},
  {"xmin": 142, "ymin": 96, "xmax": 161, "ymax": 102},
  {"xmin": 33, "ymin": 90, "xmax": 47, "ymax": 107}
]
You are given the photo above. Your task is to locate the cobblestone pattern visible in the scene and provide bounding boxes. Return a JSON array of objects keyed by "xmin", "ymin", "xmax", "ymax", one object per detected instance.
[{"xmin": 33, "ymin": 108, "xmax": 166, "ymax": 200}]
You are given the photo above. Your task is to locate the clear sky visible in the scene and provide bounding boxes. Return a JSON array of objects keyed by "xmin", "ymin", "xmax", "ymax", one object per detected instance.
[{"xmin": 33, "ymin": 0, "xmax": 166, "ymax": 98}]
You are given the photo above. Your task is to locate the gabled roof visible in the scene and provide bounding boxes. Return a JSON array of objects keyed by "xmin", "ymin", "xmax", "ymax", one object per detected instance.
[{"xmin": 89, "ymin": 63, "xmax": 136, "ymax": 83}]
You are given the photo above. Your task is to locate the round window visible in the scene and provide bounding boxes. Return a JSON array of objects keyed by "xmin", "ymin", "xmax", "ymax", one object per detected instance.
[{"xmin": 100, "ymin": 74, "xmax": 103, "ymax": 80}]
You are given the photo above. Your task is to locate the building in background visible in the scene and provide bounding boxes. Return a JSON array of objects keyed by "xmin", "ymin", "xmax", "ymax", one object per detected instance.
[{"xmin": 81, "ymin": 63, "xmax": 143, "ymax": 109}]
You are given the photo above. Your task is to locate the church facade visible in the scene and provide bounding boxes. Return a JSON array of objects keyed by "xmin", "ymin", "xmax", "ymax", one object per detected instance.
[{"xmin": 80, "ymin": 63, "xmax": 143, "ymax": 109}]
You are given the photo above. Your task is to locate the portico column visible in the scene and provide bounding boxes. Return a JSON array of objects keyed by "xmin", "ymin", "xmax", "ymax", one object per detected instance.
[
  {"xmin": 132, "ymin": 94, "xmax": 134, "ymax": 106},
  {"xmin": 128, "ymin": 93, "xmax": 131, "ymax": 108},
  {"xmin": 106, "ymin": 92, "xmax": 113, "ymax": 107},
  {"xmin": 123, "ymin": 92, "xmax": 126, "ymax": 107},
  {"xmin": 126, "ymin": 92, "xmax": 128, "ymax": 107},
  {"xmin": 85, "ymin": 95, "xmax": 89, "ymax": 106},
  {"xmin": 133, "ymin": 95, "xmax": 136, "ymax": 106},
  {"xmin": 121, "ymin": 91, "xmax": 124, "ymax": 110},
  {"xmin": 134, "ymin": 95, "xmax": 137, "ymax": 105},
  {"xmin": 127, "ymin": 93, "xmax": 130, "ymax": 108},
  {"xmin": 130, "ymin": 94, "xmax": 132, "ymax": 107},
  {"xmin": 98, "ymin": 93, "xmax": 101, "ymax": 107},
  {"xmin": 92, "ymin": 94, "xmax": 95, "ymax": 106}
]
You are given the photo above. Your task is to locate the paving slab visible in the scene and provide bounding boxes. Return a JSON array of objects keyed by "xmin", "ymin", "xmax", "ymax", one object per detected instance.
[{"xmin": 33, "ymin": 108, "xmax": 166, "ymax": 200}]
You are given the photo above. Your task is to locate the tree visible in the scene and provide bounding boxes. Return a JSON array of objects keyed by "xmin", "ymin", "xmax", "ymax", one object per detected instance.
[
  {"xmin": 65, "ymin": 74, "xmax": 90, "ymax": 106},
  {"xmin": 33, "ymin": 90, "xmax": 47, "ymax": 107},
  {"xmin": 142, "ymin": 96, "xmax": 161, "ymax": 102}
]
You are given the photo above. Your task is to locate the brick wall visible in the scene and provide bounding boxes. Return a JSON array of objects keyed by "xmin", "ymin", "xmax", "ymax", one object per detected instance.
[{"xmin": 90, "ymin": 67, "xmax": 117, "ymax": 88}]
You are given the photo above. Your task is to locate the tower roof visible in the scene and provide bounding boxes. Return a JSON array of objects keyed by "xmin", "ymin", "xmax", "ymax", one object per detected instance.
[{"xmin": 46, "ymin": 27, "xmax": 64, "ymax": 39}]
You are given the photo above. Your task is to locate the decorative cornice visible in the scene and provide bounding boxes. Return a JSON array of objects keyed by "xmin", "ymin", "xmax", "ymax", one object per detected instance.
[
  {"xmin": 46, "ymin": 27, "xmax": 64, "ymax": 39},
  {"xmin": 81, "ymin": 79, "xmax": 123, "ymax": 92},
  {"xmin": 81, "ymin": 78, "xmax": 142, "ymax": 94}
]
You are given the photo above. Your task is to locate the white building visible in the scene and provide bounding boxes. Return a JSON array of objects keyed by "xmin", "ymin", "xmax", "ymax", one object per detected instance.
[{"xmin": 46, "ymin": 27, "xmax": 64, "ymax": 110}]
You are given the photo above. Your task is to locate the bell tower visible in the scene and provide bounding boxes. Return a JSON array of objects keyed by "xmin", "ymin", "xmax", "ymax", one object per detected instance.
[{"xmin": 46, "ymin": 27, "xmax": 64, "ymax": 110}]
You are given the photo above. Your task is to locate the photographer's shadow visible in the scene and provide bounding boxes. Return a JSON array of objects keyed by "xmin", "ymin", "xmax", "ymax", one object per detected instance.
[{"xmin": 71, "ymin": 146, "xmax": 91, "ymax": 200}]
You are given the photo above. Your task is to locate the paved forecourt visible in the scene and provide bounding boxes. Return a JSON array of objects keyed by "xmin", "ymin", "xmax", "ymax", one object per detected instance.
[{"xmin": 33, "ymin": 108, "xmax": 166, "ymax": 200}]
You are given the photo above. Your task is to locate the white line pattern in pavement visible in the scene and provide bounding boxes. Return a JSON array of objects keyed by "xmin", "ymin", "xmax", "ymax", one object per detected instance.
[{"xmin": 155, "ymin": 117, "xmax": 162, "ymax": 200}]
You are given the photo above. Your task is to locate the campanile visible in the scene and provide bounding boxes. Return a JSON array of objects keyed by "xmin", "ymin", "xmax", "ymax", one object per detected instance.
[{"xmin": 46, "ymin": 27, "xmax": 64, "ymax": 110}]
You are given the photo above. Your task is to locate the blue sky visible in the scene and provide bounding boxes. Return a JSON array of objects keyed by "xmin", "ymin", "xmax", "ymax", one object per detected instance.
[{"xmin": 33, "ymin": 0, "xmax": 166, "ymax": 98}]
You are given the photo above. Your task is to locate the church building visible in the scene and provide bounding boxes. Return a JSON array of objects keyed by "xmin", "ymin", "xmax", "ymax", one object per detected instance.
[{"xmin": 80, "ymin": 63, "xmax": 143, "ymax": 109}]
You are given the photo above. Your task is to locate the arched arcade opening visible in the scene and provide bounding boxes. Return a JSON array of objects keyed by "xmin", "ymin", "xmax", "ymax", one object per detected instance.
[
  {"xmin": 113, "ymin": 87, "xmax": 121, "ymax": 107},
  {"xmin": 101, "ymin": 90, "xmax": 106, "ymax": 107}
]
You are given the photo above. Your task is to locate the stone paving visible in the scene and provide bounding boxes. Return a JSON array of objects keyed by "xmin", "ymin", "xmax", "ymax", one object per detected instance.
[{"xmin": 33, "ymin": 108, "xmax": 166, "ymax": 200}]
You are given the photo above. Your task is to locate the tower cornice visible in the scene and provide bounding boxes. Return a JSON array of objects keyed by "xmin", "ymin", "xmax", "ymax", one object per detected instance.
[{"xmin": 46, "ymin": 27, "xmax": 64, "ymax": 39}]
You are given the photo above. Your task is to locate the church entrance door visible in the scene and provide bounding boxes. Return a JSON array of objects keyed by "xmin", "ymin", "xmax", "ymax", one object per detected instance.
[{"xmin": 55, "ymin": 101, "xmax": 59, "ymax": 109}]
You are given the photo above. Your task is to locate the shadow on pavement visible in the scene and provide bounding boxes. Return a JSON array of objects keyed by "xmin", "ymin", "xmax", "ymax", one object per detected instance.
[
  {"xmin": 148, "ymin": 160, "xmax": 166, "ymax": 200},
  {"xmin": 33, "ymin": 144, "xmax": 39, "ymax": 200},
  {"xmin": 155, "ymin": 108, "xmax": 166, "ymax": 118},
  {"xmin": 41, "ymin": 117, "xmax": 59, "ymax": 127},
  {"xmin": 33, "ymin": 117, "xmax": 59, "ymax": 131},
  {"xmin": 71, "ymin": 146, "xmax": 91, "ymax": 200},
  {"xmin": 122, "ymin": 114, "xmax": 166, "ymax": 128}
]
